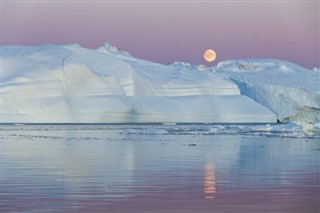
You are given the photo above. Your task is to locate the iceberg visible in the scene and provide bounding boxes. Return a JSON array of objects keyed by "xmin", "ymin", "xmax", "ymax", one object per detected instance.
[
  {"xmin": 1, "ymin": 44, "xmax": 280, "ymax": 123},
  {"xmin": 214, "ymin": 59, "xmax": 320, "ymax": 124}
]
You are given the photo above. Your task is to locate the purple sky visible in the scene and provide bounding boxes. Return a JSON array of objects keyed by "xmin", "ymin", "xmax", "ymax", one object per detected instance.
[{"xmin": 2, "ymin": 1, "xmax": 319, "ymax": 68}]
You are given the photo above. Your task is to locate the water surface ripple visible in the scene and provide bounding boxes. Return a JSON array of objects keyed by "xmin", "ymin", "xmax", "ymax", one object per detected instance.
[{"xmin": 1, "ymin": 124, "xmax": 319, "ymax": 212}]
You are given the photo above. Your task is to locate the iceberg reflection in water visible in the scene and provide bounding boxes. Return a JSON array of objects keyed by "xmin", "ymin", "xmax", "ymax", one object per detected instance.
[{"xmin": 1, "ymin": 124, "xmax": 319, "ymax": 212}]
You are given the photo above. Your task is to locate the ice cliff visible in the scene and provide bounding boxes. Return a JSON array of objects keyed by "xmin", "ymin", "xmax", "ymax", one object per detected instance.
[
  {"xmin": 214, "ymin": 59, "xmax": 320, "ymax": 124},
  {"xmin": 1, "ymin": 43, "xmax": 315, "ymax": 124}
]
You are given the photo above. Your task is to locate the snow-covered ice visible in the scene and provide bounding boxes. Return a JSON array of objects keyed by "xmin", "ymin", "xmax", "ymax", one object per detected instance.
[
  {"xmin": 1, "ymin": 43, "xmax": 317, "ymax": 125},
  {"xmin": 214, "ymin": 59, "xmax": 320, "ymax": 124}
]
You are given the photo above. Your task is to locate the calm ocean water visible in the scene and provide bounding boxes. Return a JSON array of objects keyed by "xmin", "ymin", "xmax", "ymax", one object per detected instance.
[{"xmin": 1, "ymin": 124, "xmax": 319, "ymax": 213}]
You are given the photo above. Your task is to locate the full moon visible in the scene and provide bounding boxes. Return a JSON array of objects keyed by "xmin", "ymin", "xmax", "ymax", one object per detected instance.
[{"xmin": 203, "ymin": 49, "xmax": 217, "ymax": 62}]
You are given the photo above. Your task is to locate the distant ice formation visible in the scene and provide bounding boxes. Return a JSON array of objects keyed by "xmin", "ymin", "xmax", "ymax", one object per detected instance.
[
  {"xmin": 2, "ymin": 43, "xmax": 317, "ymax": 124},
  {"xmin": 214, "ymin": 59, "xmax": 320, "ymax": 124}
]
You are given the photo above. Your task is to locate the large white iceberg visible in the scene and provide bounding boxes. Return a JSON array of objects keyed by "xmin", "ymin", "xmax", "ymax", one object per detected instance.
[
  {"xmin": 1, "ymin": 43, "xmax": 279, "ymax": 123},
  {"xmin": 214, "ymin": 59, "xmax": 320, "ymax": 124}
]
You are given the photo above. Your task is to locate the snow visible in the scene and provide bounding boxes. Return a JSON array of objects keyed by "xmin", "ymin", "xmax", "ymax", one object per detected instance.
[{"xmin": 1, "ymin": 43, "xmax": 316, "ymax": 124}]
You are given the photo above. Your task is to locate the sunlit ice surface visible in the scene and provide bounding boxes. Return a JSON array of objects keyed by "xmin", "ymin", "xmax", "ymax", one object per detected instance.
[{"xmin": 1, "ymin": 124, "xmax": 319, "ymax": 213}]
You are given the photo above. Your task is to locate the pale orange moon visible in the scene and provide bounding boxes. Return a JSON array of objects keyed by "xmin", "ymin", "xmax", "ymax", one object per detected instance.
[{"xmin": 203, "ymin": 49, "xmax": 217, "ymax": 62}]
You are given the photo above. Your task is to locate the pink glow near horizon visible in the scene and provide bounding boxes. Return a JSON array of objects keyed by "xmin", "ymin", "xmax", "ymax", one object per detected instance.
[{"xmin": 2, "ymin": 1, "xmax": 319, "ymax": 68}]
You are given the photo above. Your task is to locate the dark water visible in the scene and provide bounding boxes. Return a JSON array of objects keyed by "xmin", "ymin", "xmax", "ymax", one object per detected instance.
[{"xmin": 1, "ymin": 125, "xmax": 319, "ymax": 213}]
